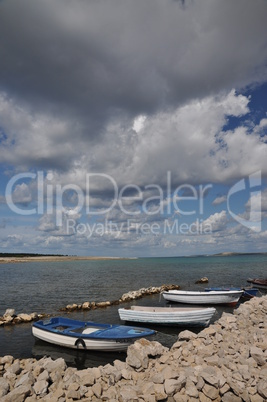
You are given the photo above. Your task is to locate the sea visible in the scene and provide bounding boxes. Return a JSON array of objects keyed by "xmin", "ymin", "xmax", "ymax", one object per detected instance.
[{"xmin": 0, "ymin": 254, "xmax": 266, "ymax": 369}]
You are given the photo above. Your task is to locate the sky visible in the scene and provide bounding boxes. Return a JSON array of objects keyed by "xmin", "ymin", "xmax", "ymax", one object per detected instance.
[{"xmin": 0, "ymin": 0, "xmax": 267, "ymax": 257}]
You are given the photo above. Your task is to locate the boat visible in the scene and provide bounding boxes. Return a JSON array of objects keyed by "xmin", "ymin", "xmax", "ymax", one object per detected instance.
[
  {"xmin": 118, "ymin": 305, "xmax": 216, "ymax": 326},
  {"xmin": 247, "ymin": 278, "xmax": 267, "ymax": 290},
  {"xmin": 205, "ymin": 287, "xmax": 258, "ymax": 299},
  {"xmin": 162, "ymin": 289, "xmax": 243, "ymax": 306},
  {"xmin": 32, "ymin": 317, "xmax": 156, "ymax": 352}
]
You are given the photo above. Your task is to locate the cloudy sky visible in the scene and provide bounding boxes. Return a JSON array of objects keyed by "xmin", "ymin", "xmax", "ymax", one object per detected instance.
[{"xmin": 0, "ymin": 0, "xmax": 267, "ymax": 257}]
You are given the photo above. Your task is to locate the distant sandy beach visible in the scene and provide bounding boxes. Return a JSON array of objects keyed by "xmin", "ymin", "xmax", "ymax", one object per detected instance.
[{"xmin": 0, "ymin": 256, "xmax": 129, "ymax": 264}]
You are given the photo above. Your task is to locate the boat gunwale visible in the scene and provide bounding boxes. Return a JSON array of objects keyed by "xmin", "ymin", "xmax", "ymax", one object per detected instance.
[
  {"xmin": 162, "ymin": 290, "xmax": 243, "ymax": 296},
  {"xmin": 120, "ymin": 306, "xmax": 216, "ymax": 314},
  {"xmin": 32, "ymin": 317, "xmax": 155, "ymax": 340}
]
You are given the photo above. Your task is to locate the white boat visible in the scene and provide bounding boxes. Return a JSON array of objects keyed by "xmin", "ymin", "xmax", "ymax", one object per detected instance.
[
  {"xmin": 162, "ymin": 289, "xmax": 243, "ymax": 306},
  {"xmin": 32, "ymin": 317, "xmax": 155, "ymax": 352},
  {"xmin": 118, "ymin": 305, "xmax": 216, "ymax": 326}
]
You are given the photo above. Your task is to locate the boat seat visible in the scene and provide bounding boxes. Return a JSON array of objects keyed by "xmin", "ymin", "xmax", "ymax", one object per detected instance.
[
  {"xmin": 82, "ymin": 327, "xmax": 100, "ymax": 334},
  {"xmin": 68, "ymin": 326, "xmax": 102, "ymax": 334}
]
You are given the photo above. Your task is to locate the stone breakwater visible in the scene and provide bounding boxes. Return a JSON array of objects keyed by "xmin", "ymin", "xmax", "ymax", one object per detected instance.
[
  {"xmin": 0, "ymin": 296, "xmax": 266, "ymax": 401},
  {"xmin": 0, "ymin": 285, "xmax": 180, "ymax": 326},
  {"xmin": 60, "ymin": 284, "xmax": 180, "ymax": 312},
  {"xmin": 0, "ymin": 310, "xmax": 47, "ymax": 327}
]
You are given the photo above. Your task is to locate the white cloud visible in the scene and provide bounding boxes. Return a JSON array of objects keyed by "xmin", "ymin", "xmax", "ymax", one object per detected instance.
[
  {"xmin": 11, "ymin": 183, "xmax": 32, "ymax": 204},
  {"xmin": 132, "ymin": 115, "xmax": 147, "ymax": 133},
  {"xmin": 246, "ymin": 188, "xmax": 267, "ymax": 219},
  {"xmin": 37, "ymin": 214, "xmax": 57, "ymax": 232},
  {"xmin": 212, "ymin": 196, "xmax": 227, "ymax": 206},
  {"xmin": 2, "ymin": 234, "xmax": 24, "ymax": 248},
  {"xmin": 201, "ymin": 211, "xmax": 228, "ymax": 232},
  {"xmin": 162, "ymin": 240, "xmax": 177, "ymax": 249}
]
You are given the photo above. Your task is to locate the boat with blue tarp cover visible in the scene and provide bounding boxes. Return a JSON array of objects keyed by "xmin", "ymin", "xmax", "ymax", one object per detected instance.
[
  {"xmin": 32, "ymin": 317, "xmax": 156, "ymax": 352},
  {"xmin": 205, "ymin": 287, "xmax": 258, "ymax": 299},
  {"xmin": 247, "ymin": 278, "xmax": 267, "ymax": 290}
]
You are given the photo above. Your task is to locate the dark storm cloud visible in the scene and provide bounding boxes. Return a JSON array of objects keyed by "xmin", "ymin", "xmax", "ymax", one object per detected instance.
[
  {"xmin": 0, "ymin": 0, "xmax": 267, "ymax": 135},
  {"xmin": 0, "ymin": 0, "xmax": 267, "ymax": 187}
]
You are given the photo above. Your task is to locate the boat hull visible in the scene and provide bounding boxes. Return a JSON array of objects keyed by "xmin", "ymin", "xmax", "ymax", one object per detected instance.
[
  {"xmin": 242, "ymin": 288, "xmax": 258, "ymax": 298},
  {"xmin": 247, "ymin": 278, "xmax": 267, "ymax": 290},
  {"xmin": 162, "ymin": 290, "xmax": 243, "ymax": 306},
  {"xmin": 32, "ymin": 317, "xmax": 155, "ymax": 352},
  {"xmin": 118, "ymin": 306, "xmax": 216, "ymax": 326},
  {"xmin": 32, "ymin": 326, "xmax": 131, "ymax": 351}
]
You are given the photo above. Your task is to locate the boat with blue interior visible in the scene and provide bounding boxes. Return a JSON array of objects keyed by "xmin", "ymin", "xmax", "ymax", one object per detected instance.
[{"xmin": 32, "ymin": 317, "xmax": 156, "ymax": 352}]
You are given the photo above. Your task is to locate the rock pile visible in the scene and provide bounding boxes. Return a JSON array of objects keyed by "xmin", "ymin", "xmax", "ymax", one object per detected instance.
[
  {"xmin": 195, "ymin": 277, "xmax": 209, "ymax": 284},
  {"xmin": 0, "ymin": 310, "xmax": 46, "ymax": 326},
  {"xmin": 0, "ymin": 295, "xmax": 266, "ymax": 401},
  {"xmin": 60, "ymin": 284, "xmax": 180, "ymax": 312},
  {"xmin": 119, "ymin": 285, "xmax": 180, "ymax": 302}
]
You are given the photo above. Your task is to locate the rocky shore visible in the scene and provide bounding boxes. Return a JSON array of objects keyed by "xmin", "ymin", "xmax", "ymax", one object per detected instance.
[{"xmin": 0, "ymin": 295, "xmax": 266, "ymax": 401}]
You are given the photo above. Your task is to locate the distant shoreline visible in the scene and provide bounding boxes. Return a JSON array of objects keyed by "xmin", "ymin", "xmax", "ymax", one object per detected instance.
[
  {"xmin": 0, "ymin": 251, "xmax": 266, "ymax": 264},
  {"xmin": 211, "ymin": 252, "xmax": 267, "ymax": 257},
  {"xmin": 0, "ymin": 255, "xmax": 130, "ymax": 264}
]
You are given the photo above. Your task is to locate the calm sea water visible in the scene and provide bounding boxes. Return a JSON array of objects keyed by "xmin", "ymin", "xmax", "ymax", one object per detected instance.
[{"xmin": 0, "ymin": 255, "xmax": 266, "ymax": 368}]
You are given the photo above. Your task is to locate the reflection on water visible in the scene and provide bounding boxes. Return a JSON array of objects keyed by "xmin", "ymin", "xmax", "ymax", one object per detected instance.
[{"xmin": 32, "ymin": 340, "xmax": 126, "ymax": 370}]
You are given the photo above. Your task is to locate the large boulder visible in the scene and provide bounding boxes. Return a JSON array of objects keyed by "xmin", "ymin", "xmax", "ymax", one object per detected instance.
[
  {"xmin": 195, "ymin": 277, "xmax": 209, "ymax": 284},
  {"xmin": 126, "ymin": 339, "xmax": 168, "ymax": 370},
  {"xmin": 3, "ymin": 309, "xmax": 15, "ymax": 317}
]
